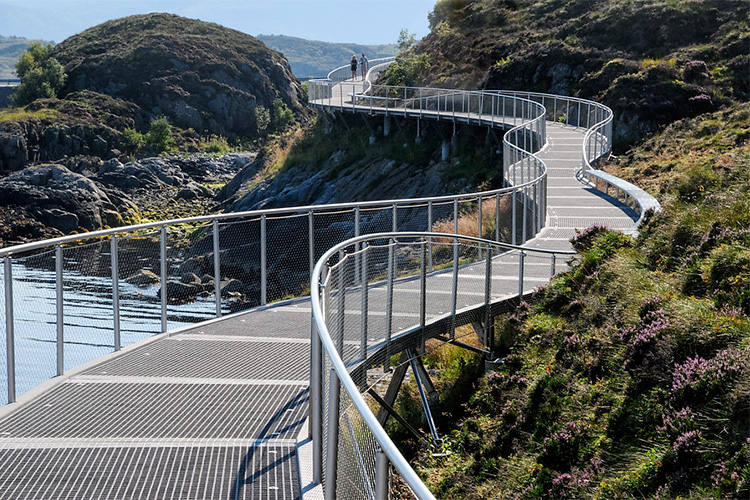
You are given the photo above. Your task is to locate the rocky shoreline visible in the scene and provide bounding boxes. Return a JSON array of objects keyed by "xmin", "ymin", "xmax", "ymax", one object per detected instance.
[{"xmin": 0, "ymin": 152, "xmax": 255, "ymax": 247}]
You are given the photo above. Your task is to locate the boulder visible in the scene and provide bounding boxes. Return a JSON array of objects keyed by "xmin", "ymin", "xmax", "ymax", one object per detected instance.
[
  {"xmin": 125, "ymin": 269, "xmax": 160, "ymax": 286},
  {"xmin": 176, "ymin": 181, "xmax": 213, "ymax": 200},
  {"xmin": 159, "ymin": 280, "xmax": 201, "ymax": 301}
]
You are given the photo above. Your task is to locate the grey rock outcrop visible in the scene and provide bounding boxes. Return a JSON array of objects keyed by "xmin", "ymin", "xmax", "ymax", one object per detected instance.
[
  {"xmin": 0, "ymin": 164, "xmax": 137, "ymax": 231},
  {"xmin": 52, "ymin": 14, "xmax": 307, "ymax": 140}
]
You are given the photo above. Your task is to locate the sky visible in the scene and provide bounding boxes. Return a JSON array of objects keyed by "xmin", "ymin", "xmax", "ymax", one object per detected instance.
[{"xmin": 0, "ymin": 0, "xmax": 436, "ymax": 45}]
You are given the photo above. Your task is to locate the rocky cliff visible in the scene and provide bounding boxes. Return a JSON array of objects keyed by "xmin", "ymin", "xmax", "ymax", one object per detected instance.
[{"xmin": 51, "ymin": 13, "xmax": 306, "ymax": 139}]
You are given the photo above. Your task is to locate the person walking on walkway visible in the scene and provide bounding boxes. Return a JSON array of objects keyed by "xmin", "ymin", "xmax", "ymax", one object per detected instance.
[
  {"xmin": 350, "ymin": 55, "xmax": 358, "ymax": 80},
  {"xmin": 359, "ymin": 53, "xmax": 368, "ymax": 80}
]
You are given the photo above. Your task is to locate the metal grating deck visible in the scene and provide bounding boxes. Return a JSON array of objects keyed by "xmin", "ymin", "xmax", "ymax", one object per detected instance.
[
  {"xmin": 82, "ymin": 338, "xmax": 310, "ymax": 380},
  {"xmin": 0, "ymin": 444, "xmax": 299, "ymax": 500}
]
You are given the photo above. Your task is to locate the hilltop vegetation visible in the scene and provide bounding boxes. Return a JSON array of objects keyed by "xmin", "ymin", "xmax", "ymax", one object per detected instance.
[
  {"xmin": 257, "ymin": 34, "xmax": 396, "ymax": 78},
  {"xmin": 388, "ymin": 0, "xmax": 748, "ymax": 149}
]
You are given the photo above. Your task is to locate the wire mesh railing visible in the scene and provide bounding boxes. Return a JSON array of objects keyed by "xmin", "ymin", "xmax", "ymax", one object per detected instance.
[
  {"xmin": 0, "ymin": 173, "xmax": 545, "ymax": 405},
  {"xmin": 310, "ymin": 232, "xmax": 576, "ymax": 499}
]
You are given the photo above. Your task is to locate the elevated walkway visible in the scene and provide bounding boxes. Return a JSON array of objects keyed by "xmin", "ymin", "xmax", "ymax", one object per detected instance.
[{"xmin": 0, "ymin": 74, "xmax": 649, "ymax": 499}]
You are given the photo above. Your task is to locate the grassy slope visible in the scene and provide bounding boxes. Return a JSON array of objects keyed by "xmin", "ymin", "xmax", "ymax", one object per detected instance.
[
  {"xmin": 414, "ymin": 108, "xmax": 749, "ymax": 499},
  {"xmin": 257, "ymin": 34, "xmax": 396, "ymax": 79},
  {"xmin": 380, "ymin": 2, "xmax": 750, "ymax": 499}
]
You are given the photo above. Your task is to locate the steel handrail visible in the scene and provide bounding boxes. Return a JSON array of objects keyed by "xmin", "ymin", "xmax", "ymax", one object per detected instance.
[{"xmin": 310, "ymin": 232, "xmax": 575, "ymax": 499}]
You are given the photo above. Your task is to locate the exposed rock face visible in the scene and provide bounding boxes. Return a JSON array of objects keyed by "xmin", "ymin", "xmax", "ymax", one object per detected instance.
[
  {"xmin": 0, "ymin": 164, "xmax": 137, "ymax": 231},
  {"xmin": 222, "ymin": 155, "xmax": 447, "ymax": 213},
  {"xmin": 181, "ymin": 151, "xmax": 454, "ymax": 307},
  {"xmin": 52, "ymin": 13, "xmax": 306, "ymax": 139},
  {"xmin": 0, "ymin": 92, "xmax": 140, "ymax": 173}
]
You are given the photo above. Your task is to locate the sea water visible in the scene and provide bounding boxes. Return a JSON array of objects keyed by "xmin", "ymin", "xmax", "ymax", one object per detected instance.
[{"xmin": 0, "ymin": 262, "xmax": 229, "ymax": 406}]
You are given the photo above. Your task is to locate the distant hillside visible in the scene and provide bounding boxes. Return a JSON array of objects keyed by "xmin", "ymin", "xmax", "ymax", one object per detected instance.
[
  {"xmin": 0, "ymin": 35, "xmax": 54, "ymax": 79},
  {"xmin": 257, "ymin": 34, "xmax": 396, "ymax": 79}
]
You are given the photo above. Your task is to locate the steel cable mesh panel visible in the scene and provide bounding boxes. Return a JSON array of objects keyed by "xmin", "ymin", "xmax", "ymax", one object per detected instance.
[
  {"xmin": 215, "ymin": 217, "xmax": 262, "ymax": 311},
  {"xmin": 335, "ymin": 389, "xmax": 380, "ymax": 500},
  {"xmin": 455, "ymin": 243, "xmax": 488, "ymax": 312},
  {"xmin": 266, "ymin": 212, "xmax": 311, "ymax": 302},
  {"xmin": 58, "ymin": 240, "xmax": 117, "ymax": 371},
  {"xmin": 8, "ymin": 250, "xmax": 58, "ymax": 399},
  {"xmin": 115, "ymin": 229, "xmax": 164, "ymax": 336},
  {"xmin": 427, "ymin": 200, "xmax": 456, "ymax": 235},
  {"xmin": 523, "ymin": 252, "xmax": 556, "ymax": 295},
  {"xmin": 313, "ymin": 209, "xmax": 356, "ymax": 267},
  {"xmin": 163, "ymin": 222, "xmax": 220, "ymax": 326},
  {"xmin": 489, "ymin": 249, "xmax": 523, "ymax": 300},
  {"xmin": 358, "ymin": 206, "xmax": 395, "ymax": 237}
]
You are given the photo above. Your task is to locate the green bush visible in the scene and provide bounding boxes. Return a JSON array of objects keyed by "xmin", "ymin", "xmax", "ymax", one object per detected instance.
[
  {"xmin": 272, "ymin": 98, "xmax": 295, "ymax": 130},
  {"xmin": 145, "ymin": 116, "xmax": 174, "ymax": 152},
  {"xmin": 254, "ymin": 105, "xmax": 270, "ymax": 135},
  {"xmin": 121, "ymin": 128, "xmax": 145, "ymax": 155},
  {"xmin": 11, "ymin": 42, "xmax": 67, "ymax": 106},
  {"xmin": 201, "ymin": 134, "xmax": 230, "ymax": 154}
]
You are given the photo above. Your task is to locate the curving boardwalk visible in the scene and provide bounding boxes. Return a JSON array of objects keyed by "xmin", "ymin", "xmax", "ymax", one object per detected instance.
[{"xmin": 0, "ymin": 75, "xmax": 640, "ymax": 499}]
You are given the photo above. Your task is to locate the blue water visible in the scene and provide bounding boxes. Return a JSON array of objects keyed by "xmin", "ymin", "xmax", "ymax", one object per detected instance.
[{"xmin": 0, "ymin": 263, "xmax": 229, "ymax": 405}]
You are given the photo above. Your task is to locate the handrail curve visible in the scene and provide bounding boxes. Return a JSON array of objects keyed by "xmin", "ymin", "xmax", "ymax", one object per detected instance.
[{"xmin": 310, "ymin": 232, "xmax": 576, "ymax": 498}]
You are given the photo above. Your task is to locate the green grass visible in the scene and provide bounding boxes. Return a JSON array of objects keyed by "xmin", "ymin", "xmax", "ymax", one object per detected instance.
[
  {"xmin": 405, "ymin": 102, "xmax": 750, "ymax": 499},
  {"xmin": 0, "ymin": 107, "xmax": 60, "ymax": 123}
]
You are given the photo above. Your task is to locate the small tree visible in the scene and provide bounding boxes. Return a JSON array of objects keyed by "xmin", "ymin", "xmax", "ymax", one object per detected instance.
[
  {"xmin": 397, "ymin": 29, "xmax": 416, "ymax": 53},
  {"xmin": 272, "ymin": 98, "xmax": 295, "ymax": 130},
  {"xmin": 146, "ymin": 116, "xmax": 174, "ymax": 153},
  {"xmin": 254, "ymin": 105, "xmax": 270, "ymax": 135},
  {"xmin": 12, "ymin": 42, "xmax": 67, "ymax": 106}
]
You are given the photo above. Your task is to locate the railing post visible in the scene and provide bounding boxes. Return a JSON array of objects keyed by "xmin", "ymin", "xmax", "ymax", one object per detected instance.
[
  {"xmin": 360, "ymin": 243, "xmax": 369, "ymax": 360},
  {"xmin": 522, "ymin": 186, "xmax": 528, "ymax": 244},
  {"xmin": 213, "ymin": 220, "xmax": 221, "ymax": 317},
  {"xmin": 392, "ymin": 203, "xmax": 397, "ymax": 232},
  {"xmin": 4, "ymin": 257, "xmax": 15, "ymax": 403},
  {"xmin": 477, "ymin": 195, "xmax": 483, "ymax": 241},
  {"xmin": 354, "ymin": 207, "xmax": 361, "ymax": 286},
  {"xmin": 385, "ymin": 239, "xmax": 395, "ymax": 346},
  {"xmin": 512, "ymin": 189, "xmax": 517, "ymax": 246},
  {"xmin": 337, "ymin": 250, "xmax": 346, "ymax": 353},
  {"xmin": 326, "ymin": 368, "xmax": 341, "ymax": 500},
  {"xmin": 453, "ymin": 198, "xmax": 459, "ymax": 234},
  {"xmin": 518, "ymin": 250, "xmax": 525, "ymax": 298},
  {"xmin": 110, "ymin": 237, "xmax": 121, "ymax": 352},
  {"xmin": 160, "ymin": 226, "xmax": 167, "ymax": 333},
  {"xmin": 451, "ymin": 236, "xmax": 459, "ymax": 339},
  {"xmin": 55, "ymin": 245, "xmax": 64, "ymax": 374},
  {"xmin": 550, "ymin": 253, "xmax": 557, "ymax": 278},
  {"xmin": 375, "ymin": 448, "xmax": 389, "ymax": 500},
  {"xmin": 419, "ymin": 240, "xmax": 428, "ymax": 353},
  {"xmin": 484, "ymin": 245, "xmax": 493, "ymax": 351},
  {"xmin": 309, "ymin": 210, "xmax": 315, "ymax": 285},
  {"xmin": 261, "ymin": 214, "xmax": 267, "ymax": 305},
  {"xmin": 311, "ymin": 273, "xmax": 325, "ymax": 483},
  {"xmin": 419, "ymin": 87, "xmax": 423, "ymax": 119},
  {"xmin": 427, "ymin": 201, "xmax": 433, "ymax": 272},
  {"xmin": 495, "ymin": 193, "xmax": 501, "ymax": 242}
]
